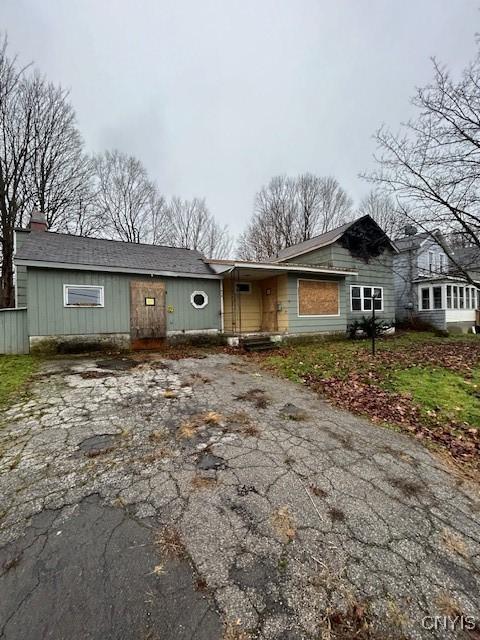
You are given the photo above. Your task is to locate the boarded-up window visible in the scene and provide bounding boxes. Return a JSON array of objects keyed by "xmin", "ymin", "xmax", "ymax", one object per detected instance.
[{"xmin": 298, "ymin": 280, "xmax": 339, "ymax": 316}]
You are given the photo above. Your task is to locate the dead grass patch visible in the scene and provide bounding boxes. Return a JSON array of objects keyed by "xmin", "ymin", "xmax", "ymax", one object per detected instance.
[
  {"xmin": 154, "ymin": 527, "xmax": 186, "ymax": 559},
  {"xmin": 148, "ymin": 429, "xmax": 168, "ymax": 442},
  {"xmin": 441, "ymin": 528, "xmax": 469, "ymax": 558},
  {"xmin": 203, "ymin": 411, "xmax": 224, "ymax": 425},
  {"xmin": 271, "ymin": 505, "xmax": 296, "ymax": 542},
  {"xmin": 435, "ymin": 591, "xmax": 463, "ymax": 617},
  {"xmin": 177, "ymin": 420, "xmax": 198, "ymax": 439},
  {"xmin": 163, "ymin": 388, "xmax": 178, "ymax": 399},
  {"xmin": 191, "ymin": 474, "xmax": 217, "ymax": 490},
  {"xmin": 223, "ymin": 620, "xmax": 250, "ymax": 640},
  {"xmin": 234, "ymin": 387, "xmax": 270, "ymax": 409}
]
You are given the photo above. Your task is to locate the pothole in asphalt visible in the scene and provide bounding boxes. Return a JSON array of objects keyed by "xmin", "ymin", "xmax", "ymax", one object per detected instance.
[
  {"xmin": 196, "ymin": 453, "xmax": 227, "ymax": 471},
  {"xmin": 96, "ymin": 358, "xmax": 140, "ymax": 371},
  {"xmin": 279, "ymin": 403, "xmax": 307, "ymax": 421},
  {"xmin": 78, "ymin": 434, "xmax": 121, "ymax": 457}
]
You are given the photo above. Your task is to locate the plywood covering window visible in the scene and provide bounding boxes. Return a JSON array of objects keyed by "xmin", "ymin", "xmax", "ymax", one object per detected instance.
[{"xmin": 297, "ymin": 279, "xmax": 339, "ymax": 317}]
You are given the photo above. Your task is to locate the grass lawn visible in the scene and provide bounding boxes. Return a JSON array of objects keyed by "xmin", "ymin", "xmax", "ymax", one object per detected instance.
[
  {"xmin": 0, "ymin": 355, "xmax": 40, "ymax": 409},
  {"xmin": 257, "ymin": 332, "xmax": 480, "ymax": 470}
]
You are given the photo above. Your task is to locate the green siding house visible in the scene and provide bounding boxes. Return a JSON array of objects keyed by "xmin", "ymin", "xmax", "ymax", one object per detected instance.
[
  {"xmin": 1, "ymin": 212, "xmax": 397, "ymax": 354},
  {"xmin": 11, "ymin": 211, "xmax": 223, "ymax": 353},
  {"xmin": 274, "ymin": 215, "xmax": 398, "ymax": 326}
]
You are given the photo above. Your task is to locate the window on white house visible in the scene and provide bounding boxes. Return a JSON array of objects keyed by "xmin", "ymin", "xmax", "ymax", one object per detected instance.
[
  {"xmin": 190, "ymin": 291, "xmax": 209, "ymax": 309},
  {"xmin": 234, "ymin": 282, "xmax": 251, "ymax": 294},
  {"xmin": 433, "ymin": 286, "xmax": 442, "ymax": 309},
  {"xmin": 350, "ymin": 286, "xmax": 383, "ymax": 312},
  {"xmin": 421, "ymin": 287, "xmax": 430, "ymax": 310},
  {"xmin": 446, "ymin": 285, "xmax": 452, "ymax": 309},
  {"xmin": 439, "ymin": 254, "xmax": 445, "ymax": 273},
  {"xmin": 453, "ymin": 286, "xmax": 458, "ymax": 308},
  {"xmin": 466, "ymin": 288, "xmax": 471, "ymax": 309},
  {"xmin": 64, "ymin": 285, "xmax": 104, "ymax": 307},
  {"xmin": 459, "ymin": 287, "xmax": 465, "ymax": 309},
  {"xmin": 428, "ymin": 251, "xmax": 435, "ymax": 273}
]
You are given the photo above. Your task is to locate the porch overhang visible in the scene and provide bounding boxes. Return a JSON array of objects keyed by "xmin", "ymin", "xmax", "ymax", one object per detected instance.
[{"xmin": 209, "ymin": 260, "xmax": 357, "ymax": 279}]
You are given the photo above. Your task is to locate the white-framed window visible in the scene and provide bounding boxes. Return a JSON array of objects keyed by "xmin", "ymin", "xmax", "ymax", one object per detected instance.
[
  {"xmin": 432, "ymin": 286, "xmax": 442, "ymax": 309},
  {"xmin": 64, "ymin": 284, "xmax": 104, "ymax": 308},
  {"xmin": 421, "ymin": 287, "xmax": 431, "ymax": 310},
  {"xmin": 234, "ymin": 282, "xmax": 251, "ymax": 294},
  {"xmin": 190, "ymin": 290, "xmax": 209, "ymax": 309},
  {"xmin": 350, "ymin": 286, "xmax": 383, "ymax": 312},
  {"xmin": 439, "ymin": 253, "xmax": 446, "ymax": 273},
  {"xmin": 428, "ymin": 251, "xmax": 435, "ymax": 273}
]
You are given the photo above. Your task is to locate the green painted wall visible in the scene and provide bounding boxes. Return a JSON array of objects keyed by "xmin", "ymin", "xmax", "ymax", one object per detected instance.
[
  {"xmin": 286, "ymin": 273, "xmax": 347, "ymax": 334},
  {"xmin": 0, "ymin": 309, "xmax": 29, "ymax": 354},
  {"xmin": 27, "ymin": 268, "xmax": 221, "ymax": 336},
  {"xmin": 284, "ymin": 244, "xmax": 395, "ymax": 324},
  {"xmin": 15, "ymin": 265, "xmax": 28, "ymax": 307}
]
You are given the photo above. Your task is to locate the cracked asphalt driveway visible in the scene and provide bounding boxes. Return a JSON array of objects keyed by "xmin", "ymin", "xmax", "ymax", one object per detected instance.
[{"xmin": 0, "ymin": 353, "xmax": 479, "ymax": 639}]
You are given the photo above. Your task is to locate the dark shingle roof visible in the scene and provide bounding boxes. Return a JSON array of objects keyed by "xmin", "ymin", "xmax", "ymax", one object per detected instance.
[
  {"xmin": 275, "ymin": 219, "xmax": 358, "ymax": 261},
  {"xmin": 15, "ymin": 231, "xmax": 216, "ymax": 277}
]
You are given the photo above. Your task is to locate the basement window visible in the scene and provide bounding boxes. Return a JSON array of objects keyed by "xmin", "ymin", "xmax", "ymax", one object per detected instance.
[
  {"xmin": 64, "ymin": 285, "xmax": 104, "ymax": 308},
  {"xmin": 190, "ymin": 290, "xmax": 209, "ymax": 309}
]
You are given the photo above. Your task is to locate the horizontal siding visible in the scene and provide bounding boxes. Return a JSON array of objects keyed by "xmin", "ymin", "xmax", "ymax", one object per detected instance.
[
  {"xmin": 27, "ymin": 268, "xmax": 221, "ymax": 337},
  {"xmin": 284, "ymin": 243, "xmax": 395, "ymax": 324},
  {"xmin": 287, "ymin": 274, "xmax": 347, "ymax": 334},
  {"xmin": 329, "ymin": 246, "xmax": 395, "ymax": 324},
  {"xmin": 0, "ymin": 309, "xmax": 29, "ymax": 354}
]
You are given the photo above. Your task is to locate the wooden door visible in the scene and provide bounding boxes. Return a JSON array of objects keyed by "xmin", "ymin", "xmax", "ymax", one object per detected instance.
[
  {"xmin": 130, "ymin": 281, "xmax": 166, "ymax": 349},
  {"xmin": 261, "ymin": 277, "xmax": 278, "ymax": 332}
]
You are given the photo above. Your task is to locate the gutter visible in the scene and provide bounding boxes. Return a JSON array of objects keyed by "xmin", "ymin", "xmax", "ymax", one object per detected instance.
[{"xmin": 14, "ymin": 259, "xmax": 223, "ymax": 280}]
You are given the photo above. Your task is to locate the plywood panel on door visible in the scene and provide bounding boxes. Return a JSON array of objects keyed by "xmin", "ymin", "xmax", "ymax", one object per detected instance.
[{"xmin": 130, "ymin": 281, "xmax": 166, "ymax": 349}]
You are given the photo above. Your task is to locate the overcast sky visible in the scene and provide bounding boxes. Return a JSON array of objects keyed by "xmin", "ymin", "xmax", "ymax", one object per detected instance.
[{"xmin": 3, "ymin": 0, "xmax": 479, "ymax": 235}]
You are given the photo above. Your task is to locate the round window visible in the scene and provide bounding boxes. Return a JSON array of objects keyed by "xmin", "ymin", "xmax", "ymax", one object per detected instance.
[{"xmin": 190, "ymin": 290, "xmax": 208, "ymax": 309}]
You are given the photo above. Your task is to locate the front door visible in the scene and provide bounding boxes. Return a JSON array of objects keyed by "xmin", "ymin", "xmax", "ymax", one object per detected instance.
[
  {"xmin": 261, "ymin": 277, "xmax": 278, "ymax": 332},
  {"xmin": 130, "ymin": 281, "xmax": 166, "ymax": 349}
]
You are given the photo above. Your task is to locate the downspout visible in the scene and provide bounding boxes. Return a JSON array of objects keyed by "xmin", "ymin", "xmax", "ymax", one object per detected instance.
[{"xmin": 220, "ymin": 279, "xmax": 225, "ymax": 333}]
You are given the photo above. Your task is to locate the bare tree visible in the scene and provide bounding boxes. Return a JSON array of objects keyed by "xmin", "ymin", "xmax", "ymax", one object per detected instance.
[
  {"xmin": 23, "ymin": 74, "xmax": 93, "ymax": 232},
  {"xmin": 92, "ymin": 150, "xmax": 162, "ymax": 244},
  {"xmin": 165, "ymin": 196, "xmax": 232, "ymax": 258},
  {"xmin": 237, "ymin": 174, "xmax": 353, "ymax": 260},
  {"xmin": 358, "ymin": 190, "xmax": 408, "ymax": 239},
  {"xmin": 365, "ymin": 41, "xmax": 480, "ymax": 282},
  {"xmin": 0, "ymin": 37, "xmax": 35, "ymax": 307},
  {"xmin": 0, "ymin": 36, "xmax": 95, "ymax": 307}
]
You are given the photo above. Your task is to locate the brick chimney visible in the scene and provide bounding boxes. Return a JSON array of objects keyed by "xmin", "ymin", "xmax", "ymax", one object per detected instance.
[{"xmin": 29, "ymin": 209, "xmax": 48, "ymax": 232}]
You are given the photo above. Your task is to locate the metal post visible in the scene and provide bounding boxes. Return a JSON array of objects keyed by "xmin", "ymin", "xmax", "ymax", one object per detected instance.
[{"xmin": 371, "ymin": 303, "xmax": 376, "ymax": 356}]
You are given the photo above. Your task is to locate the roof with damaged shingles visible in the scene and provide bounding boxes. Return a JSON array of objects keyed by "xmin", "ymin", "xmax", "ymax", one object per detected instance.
[{"xmin": 15, "ymin": 230, "xmax": 216, "ymax": 277}]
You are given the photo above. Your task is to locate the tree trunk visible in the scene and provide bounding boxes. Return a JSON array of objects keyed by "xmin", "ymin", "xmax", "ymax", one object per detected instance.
[{"xmin": 0, "ymin": 228, "xmax": 15, "ymax": 308}]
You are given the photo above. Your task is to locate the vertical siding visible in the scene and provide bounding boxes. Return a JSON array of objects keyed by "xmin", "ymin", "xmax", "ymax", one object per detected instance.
[
  {"xmin": 0, "ymin": 309, "xmax": 29, "ymax": 354},
  {"xmin": 27, "ymin": 268, "xmax": 221, "ymax": 336},
  {"xmin": 15, "ymin": 265, "xmax": 28, "ymax": 307}
]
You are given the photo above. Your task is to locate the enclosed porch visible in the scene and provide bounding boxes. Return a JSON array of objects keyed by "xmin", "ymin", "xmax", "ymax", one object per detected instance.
[{"xmin": 209, "ymin": 260, "xmax": 356, "ymax": 337}]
